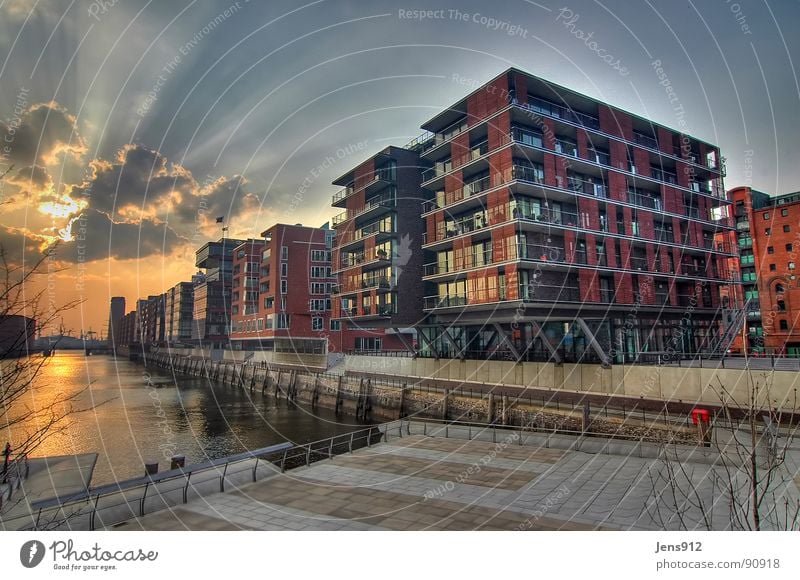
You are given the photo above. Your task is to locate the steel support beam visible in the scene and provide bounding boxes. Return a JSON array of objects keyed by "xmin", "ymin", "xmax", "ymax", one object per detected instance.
[
  {"xmin": 392, "ymin": 328, "xmax": 418, "ymax": 357},
  {"xmin": 439, "ymin": 326, "xmax": 465, "ymax": 359},
  {"xmin": 575, "ymin": 317, "xmax": 611, "ymax": 367},
  {"xmin": 417, "ymin": 328, "xmax": 440, "ymax": 359},
  {"xmin": 492, "ymin": 323, "xmax": 521, "ymax": 361},
  {"xmin": 530, "ymin": 321, "xmax": 562, "ymax": 363}
]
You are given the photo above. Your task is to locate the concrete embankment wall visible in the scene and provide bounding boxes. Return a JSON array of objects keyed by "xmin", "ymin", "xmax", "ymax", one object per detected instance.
[
  {"xmin": 143, "ymin": 352, "xmax": 571, "ymax": 427},
  {"xmin": 344, "ymin": 356, "xmax": 800, "ymax": 410}
]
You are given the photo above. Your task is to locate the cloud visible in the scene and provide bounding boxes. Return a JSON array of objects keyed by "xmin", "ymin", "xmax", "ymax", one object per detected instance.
[
  {"xmin": 67, "ymin": 143, "xmax": 263, "ymax": 238},
  {"xmin": 59, "ymin": 209, "xmax": 188, "ymax": 263},
  {"xmin": 0, "ymin": 101, "xmax": 86, "ymax": 168}
]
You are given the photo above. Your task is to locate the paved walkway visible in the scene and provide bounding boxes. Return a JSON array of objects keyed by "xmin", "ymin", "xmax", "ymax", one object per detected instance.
[
  {"xmin": 110, "ymin": 432, "xmax": 658, "ymax": 531},
  {"xmin": 110, "ymin": 424, "xmax": 800, "ymax": 531}
]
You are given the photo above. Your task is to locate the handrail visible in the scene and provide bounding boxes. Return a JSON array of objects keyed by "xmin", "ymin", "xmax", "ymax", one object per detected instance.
[{"xmin": 16, "ymin": 426, "xmax": 385, "ymax": 530}]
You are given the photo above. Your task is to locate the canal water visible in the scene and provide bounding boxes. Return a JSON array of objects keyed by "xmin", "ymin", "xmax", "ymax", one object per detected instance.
[{"xmin": 10, "ymin": 352, "xmax": 363, "ymax": 485}]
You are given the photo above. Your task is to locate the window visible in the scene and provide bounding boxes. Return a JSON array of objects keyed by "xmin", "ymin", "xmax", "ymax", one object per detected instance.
[
  {"xmin": 765, "ymin": 228, "xmax": 771, "ymax": 235},
  {"xmin": 785, "ymin": 225, "xmax": 791, "ymax": 233},
  {"xmin": 276, "ymin": 313, "xmax": 290, "ymax": 329},
  {"xmin": 280, "ymin": 280, "xmax": 288, "ymax": 294},
  {"xmin": 770, "ymin": 264, "xmax": 777, "ymax": 271},
  {"xmin": 330, "ymin": 319, "xmax": 341, "ymax": 331},
  {"xmin": 790, "ymin": 262, "xmax": 796, "ymax": 270},
  {"xmin": 787, "ymin": 244, "xmax": 794, "ymax": 252},
  {"xmin": 768, "ymin": 246, "xmax": 774, "ymax": 254},
  {"xmin": 281, "ymin": 262, "xmax": 288, "ymax": 277},
  {"xmin": 777, "ymin": 300, "xmax": 786, "ymax": 312},
  {"xmin": 780, "ymin": 320, "xmax": 789, "ymax": 331},
  {"xmin": 309, "ymin": 299, "xmax": 328, "ymax": 311},
  {"xmin": 311, "ymin": 249, "xmax": 327, "ymax": 262},
  {"xmin": 311, "ymin": 266, "xmax": 327, "ymax": 278},
  {"xmin": 763, "ymin": 212, "xmax": 770, "ymax": 220},
  {"xmin": 782, "ymin": 209, "xmax": 789, "ymax": 217},
  {"xmin": 281, "ymin": 246, "xmax": 288, "ymax": 260},
  {"xmin": 310, "ymin": 282, "xmax": 326, "ymax": 294},
  {"xmin": 311, "ymin": 317, "xmax": 323, "ymax": 331}
]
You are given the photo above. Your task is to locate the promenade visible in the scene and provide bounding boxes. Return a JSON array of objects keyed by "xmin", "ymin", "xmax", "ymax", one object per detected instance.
[{"xmin": 111, "ymin": 421, "xmax": 774, "ymax": 531}]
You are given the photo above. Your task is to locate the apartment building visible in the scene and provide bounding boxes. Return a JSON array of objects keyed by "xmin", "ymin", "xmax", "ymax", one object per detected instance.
[
  {"xmin": 226, "ymin": 224, "xmax": 336, "ymax": 354},
  {"xmin": 165, "ymin": 281, "xmax": 194, "ymax": 345},
  {"xmin": 415, "ymin": 68, "xmax": 735, "ymax": 363},
  {"xmin": 330, "ymin": 146, "xmax": 426, "ymax": 352},
  {"xmin": 728, "ymin": 186, "xmax": 800, "ymax": 356},
  {"xmin": 192, "ymin": 237, "xmax": 247, "ymax": 349},
  {"xmin": 135, "ymin": 294, "xmax": 165, "ymax": 345},
  {"xmin": 107, "ymin": 296, "xmax": 125, "ymax": 348}
]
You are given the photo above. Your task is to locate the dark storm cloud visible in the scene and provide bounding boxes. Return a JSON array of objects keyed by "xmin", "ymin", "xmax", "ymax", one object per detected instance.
[
  {"xmin": 68, "ymin": 144, "xmax": 261, "ymax": 237},
  {"xmin": 0, "ymin": 101, "xmax": 85, "ymax": 168},
  {"xmin": 60, "ymin": 209, "xmax": 187, "ymax": 263}
]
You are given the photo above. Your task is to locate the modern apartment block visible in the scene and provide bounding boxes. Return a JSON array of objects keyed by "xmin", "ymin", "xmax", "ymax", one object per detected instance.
[
  {"xmin": 330, "ymin": 146, "xmax": 426, "ymax": 351},
  {"xmin": 228, "ymin": 238, "xmax": 266, "ymax": 346},
  {"xmin": 165, "ymin": 282, "xmax": 194, "ymax": 345},
  {"xmin": 192, "ymin": 237, "xmax": 247, "ymax": 349},
  {"xmin": 227, "ymin": 223, "xmax": 335, "ymax": 354},
  {"xmin": 728, "ymin": 186, "xmax": 800, "ymax": 356},
  {"xmin": 107, "ymin": 296, "xmax": 125, "ymax": 347},
  {"xmin": 136, "ymin": 294, "xmax": 165, "ymax": 345},
  {"xmin": 415, "ymin": 68, "xmax": 735, "ymax": 363},
  {"xmin": 117, "ymin": 310, "xmax": 137, "ymax": 347}
]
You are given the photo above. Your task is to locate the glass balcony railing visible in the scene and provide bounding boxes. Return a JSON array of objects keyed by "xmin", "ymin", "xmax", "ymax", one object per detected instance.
[
  {"xmin": 568, "ymin": 176, "xmax": 608, "ymax": 198},
  {"xmin": 633, "ymin": 132, "xmax": 659, "ymax": 150},
  {"xmin": 463, "ymin": 175, "xmax": 491, "ymax": 197},
  {"xmin": 627, "ymin": 190, "xmax": 662, "ymax": 210},
  {"xmin": 512, "ymin": 164, "xmax": 545, "ymax": 184}
]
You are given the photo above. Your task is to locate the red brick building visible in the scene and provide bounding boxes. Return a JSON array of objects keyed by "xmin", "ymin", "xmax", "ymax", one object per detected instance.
[
  {"xmin": 416, "ymin": 68, "xmax": 735, "ymax": 363},
  {"xmin": 330, "ymin": 146, "xmax": 424, "ymax": 352},
  {"xmin": 728, "ymin": 186, "xmax": 800, "ymax": 356}
]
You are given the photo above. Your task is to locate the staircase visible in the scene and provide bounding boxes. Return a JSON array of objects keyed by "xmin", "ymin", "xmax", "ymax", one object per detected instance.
[{"xmin": 709, "ymin": 299, "xmax": 751, "ymax": 357}]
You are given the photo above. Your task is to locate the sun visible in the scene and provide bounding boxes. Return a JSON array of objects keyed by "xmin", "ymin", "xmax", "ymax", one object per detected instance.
[{"xmin": 38, "ymin": 196, "xmax": 83, "ymax": 219}]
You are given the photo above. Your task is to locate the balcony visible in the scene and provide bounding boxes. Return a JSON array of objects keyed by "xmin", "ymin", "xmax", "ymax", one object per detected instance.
[
  {"xmin": 633, "ymin": 132, "xmax": 659, "ymax": 150},
  {"xmin": 423, "ymin": 251, "xmax": 492, "ymax": 276},
  {"xmin": 654, "ymin": 229, "xmax": 674, "ymax": 243},
  {"xmin": 424, "ymin": 294, "xmax": 468, "ymax": 309},
  {"xmin": 627, "ymin": 190, "xmax": 662, "ymax": 211},
  {"xmin": 651, "ymin": 168, "xmax": 678, "ymax": 184},
  {"xmin": 512, "ymin": 164, "xmax": 545, "ymax": 184},
  {"xmin": 462, "ymin": 175, "xmax": 491, "ymax": 198},
  {"xmin": 568, "ymin": 176, "xmax": 608, "ymax": 198},
  {"xmin": 518, "ymin": 96, "xmax": 600, "ymax": 130},
  {"xmin": 331, "ymin": 185, "xmax": 354, "ymax": 205},
  {"xmin": 599, "ymin": 288, "xmax": 615, "ymax": 303},
  {"xmin": 331, "ymin": 193, "xmax": 396, "ymax": 228}
]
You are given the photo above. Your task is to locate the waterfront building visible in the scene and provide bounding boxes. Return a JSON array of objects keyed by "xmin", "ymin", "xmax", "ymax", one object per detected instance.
[
  {"xmin": 192, "ymin": 237, "xmax": 247, "ymax": 349},
  {"xmin": 727, "ymin": 186, "xmax": 800, "ymax": 356},
  {"xmin": 414, "ymin": 68, "xmax": 736, "ymax": 363},
  {"xmin": 165, "ymin": 282, "xmax": 194, "ymax": 345},
  {"xmin": 107, "ymin": 297, "xmax": 125, "ymax": 348},
  {"xmin": 117, "ymin": 310, "xmax": 137, "ymax": 347},
  {"xmin": 136, "ymin": 294, "xmax": 166, "ymax": 345},
  {"xmin": 330, "ymin": 146, "xmax": 425, "ymax": 352},
  {"xmin": 229, "ymin": 224, "xmax": 335, "ymax": 354}
]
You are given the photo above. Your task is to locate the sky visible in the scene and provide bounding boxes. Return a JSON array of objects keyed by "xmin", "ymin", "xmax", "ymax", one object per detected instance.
[{"xmin": 0, "ymin": 0, "xmax": 798, "ymax": 336}]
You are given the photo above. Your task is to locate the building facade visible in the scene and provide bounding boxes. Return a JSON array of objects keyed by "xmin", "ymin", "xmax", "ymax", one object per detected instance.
[
  {"xmin": 107, "ymin": 297, "xmax": 125, "ymax": 347},
  {"xmin": 117, "ymin": 310, "xmax": 137, "ymax": 347},
  {"xmin": 228, "ymin": 224, "xmax": 335, "ymax": 353},
  {"xmin": 192, "ymin": 237, "xmax": 246, "ymax": 349},
  {"xmin": 136, "ymin": 294, "xmax": 165, "ymax": 345},
  {"xmin": 330, "ymin": 146, "xmax": 425, "ymax": 351},
  {"xmin": 729, "ymin": 186, "xmax": 800, "ymax": 356},
  {"xmin": 165, "ymin": 282, "xmax": 194, "ymax": 345},
  {"xmin": 415, "ymin": 68, "xmax": 734, "ymax": 363}
]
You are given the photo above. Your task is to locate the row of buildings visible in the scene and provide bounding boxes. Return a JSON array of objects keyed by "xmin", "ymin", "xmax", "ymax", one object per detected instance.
[{"xmin": 108, "ymin": 68, "xmax": 800, "ymax": 362}]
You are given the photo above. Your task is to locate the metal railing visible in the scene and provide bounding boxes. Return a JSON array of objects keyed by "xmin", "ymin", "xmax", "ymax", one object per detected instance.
[{"xmin": 17, "ymin": 427, "xmax": 385, "ymax": 531}]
